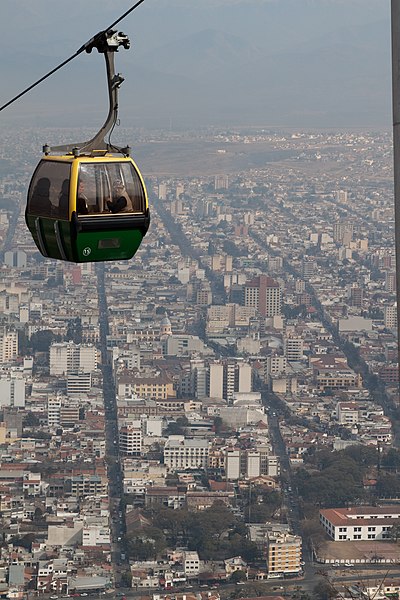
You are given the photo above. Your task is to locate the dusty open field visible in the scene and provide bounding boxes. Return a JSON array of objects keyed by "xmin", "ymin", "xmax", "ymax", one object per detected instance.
[
  {"xmin": 136, "ymin": 139, "xmax": 345, "ymax": 177},
  {"xmin": 318, "ymin": 540, "xmax": 400, "ymax": 564}
]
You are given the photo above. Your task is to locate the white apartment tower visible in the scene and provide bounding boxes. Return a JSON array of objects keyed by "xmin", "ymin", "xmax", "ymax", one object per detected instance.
[
  {"xmin": 0, "ymin": 331, "xmax": 18, "ymax": 362},
  {"xmin": 208, "ymin": 360, "xmax": 252, "ymax": 402},
  {"xmin": 284, "ymin": 336, "xmax": 304, "ymax": 362},
  {"xmin": 163, "ymin": 436, "xmax": 209, "ymax": 470},
  {"xmin": 158, "ymin": 183, "xmax": 167, "ymax": 200},
  {"xmin": 209, "ymin": 363, "xmax": 224, "ymax": 399},
  {"xmin": 50, "ymin": 342, "xmax": 97, "ymax": 375},
  {"xmin": 0, "ymin": 376, "xmax": 25, "ymax": 407},
  {"xmin": 225, "ymin": 447, "xmax": 280, "ymax": 480},
  {"xmin": 47, "ymin": 396, "xmax": 62, "ymax": 428},
  {"xmin": 119, "ymin": 424, "xmax": 142, "ymax": 456},
  {"xmin": 335, "ymin": 190, "xmax": 348, "ymax": 204}
]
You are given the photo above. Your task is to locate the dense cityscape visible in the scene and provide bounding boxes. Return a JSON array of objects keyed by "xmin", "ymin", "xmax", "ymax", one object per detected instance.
[{"xmin": 0, "ymin": 125, "xmax": 399, "ymax": 600}]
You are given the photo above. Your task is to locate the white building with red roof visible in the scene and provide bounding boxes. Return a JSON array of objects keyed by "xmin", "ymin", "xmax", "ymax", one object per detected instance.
[{"xmin": 320, "ymin": 505, "xmax": 400, "ymax": 541}]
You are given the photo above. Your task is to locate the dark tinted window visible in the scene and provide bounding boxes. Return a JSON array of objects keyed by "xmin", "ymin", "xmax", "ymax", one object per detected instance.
[{"xmin": 28, "ymin": 160, "xmax": 71, "ymax": 219}]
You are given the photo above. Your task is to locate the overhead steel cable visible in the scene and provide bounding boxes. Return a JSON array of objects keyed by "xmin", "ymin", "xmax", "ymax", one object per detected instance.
[{"xmin": 0, "ymin": 0, "xmax": 146, "ymax": 113}]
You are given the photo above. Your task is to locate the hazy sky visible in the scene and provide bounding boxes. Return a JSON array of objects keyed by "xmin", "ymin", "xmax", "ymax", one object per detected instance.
[{"xmin": 0, "ymin": 0, "xmax": 391, "ymax": 130}]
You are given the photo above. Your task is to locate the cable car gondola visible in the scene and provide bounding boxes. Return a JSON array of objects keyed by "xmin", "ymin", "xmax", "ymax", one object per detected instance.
[{"xmin": 25, "ymin": 29, "xmax": 150, "ymax": 263}]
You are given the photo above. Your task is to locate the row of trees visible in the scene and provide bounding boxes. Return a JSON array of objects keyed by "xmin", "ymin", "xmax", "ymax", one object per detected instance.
[
  {"xmin": 18, "ymin": 318, "xmax": 83, "ymax": 357},
  {"xmin": 295, "ymin": 445, "xmax": 400, "ymax": 516},
  {"xmin": 126, "ymin": 503, "xmax": 259, "ymax": 562}
]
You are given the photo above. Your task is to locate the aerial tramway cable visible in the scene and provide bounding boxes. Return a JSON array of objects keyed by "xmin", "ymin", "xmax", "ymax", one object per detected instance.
[{"xmin": 0, "ymin": 0, "xmax": 146, "ymax": 113}]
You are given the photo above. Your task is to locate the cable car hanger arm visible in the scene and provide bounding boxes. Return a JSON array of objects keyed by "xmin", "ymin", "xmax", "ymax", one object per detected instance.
[{"xmin": 45, "ymin": 30, "xmax": 131, "ymax": 157}]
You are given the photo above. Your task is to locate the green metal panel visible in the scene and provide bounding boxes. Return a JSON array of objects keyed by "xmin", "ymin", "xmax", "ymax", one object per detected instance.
[
  {"xmin": 75, "ymin": 228, "xmax": 144, "ymax": 262},
  {"xmin": 26, "ymin": 215, "xmax": 144, "ymax": 263}
]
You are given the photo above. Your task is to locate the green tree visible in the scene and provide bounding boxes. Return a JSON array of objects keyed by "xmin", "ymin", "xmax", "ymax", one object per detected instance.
[
  {"xmin": 230, "ymin": 570, "xmax": 247, "ymax": 583},
  {"xmin": 126, "ymin": 537, "xmax": 154, "ymax": 560},
  {"xmin": 213, "ymin": 416, "xmax": 223, "ymax": 433},
  {"xmin": 23, "ymin": 412, "xmax": 40, "ymax": 427},
  {"xmin": 165, "ymin": 416, "xmax": 189, "ymax": 435},
  {"xmin": 376, "ymin": 474, "xmax": 400, "ymax": 498},
  {"xmin": 382, "ymin": 448, "xmax": 400, "ymax": 471},
  {"xmin": 30, "ymin": 330, "xmax": 58, "ymax": 353},
  {"xmin": 313, "ymin": 580, "xmax": 338, "ymax": 600},
  {"xmin": 66, "ymin": 318, "xmax": 82, "ymax": 344},
  {"xmin": 10, "ymin": 533, "xmax": 36, "ymax": 550}
]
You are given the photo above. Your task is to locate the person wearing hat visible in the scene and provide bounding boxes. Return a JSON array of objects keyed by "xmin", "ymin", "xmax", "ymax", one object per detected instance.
[{"xmin": 107, "ymin": 179, "xmax": 133, "ymax": 213}]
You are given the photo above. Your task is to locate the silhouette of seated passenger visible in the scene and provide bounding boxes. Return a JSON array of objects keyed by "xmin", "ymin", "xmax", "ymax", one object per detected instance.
[
  {"xmin": 31, "ymin": 177, "xmax": 52, "ymax": 216},
  {"xmin": 58, "ymin": 179, "xmax": 70, "ymax": 219},
  {"xmin": 76, "ymin": 180, "xmax": 89, "ymax": 215}
]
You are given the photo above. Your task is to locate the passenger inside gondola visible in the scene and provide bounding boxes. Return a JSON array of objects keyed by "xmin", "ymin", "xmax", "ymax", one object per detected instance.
[
  {"xmin": 107, "ymin": 179, "xmax": 134, "ymax": 213},
  {"xmin": 76, "ymin": 180, "xmax": 89, "ymax": 215},
  {"xmin": 58, "ymin": 179, "xmax": 70, "ymax": 219},
  {"xmin": 30, "ymin": 177, "xmax": 52, "ymax": 216}
]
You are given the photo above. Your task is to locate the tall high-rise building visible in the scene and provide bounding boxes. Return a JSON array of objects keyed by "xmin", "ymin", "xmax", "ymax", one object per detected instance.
[
  {"xmin": 208, "ymin": 360, "xmax": 252, "ymax": 401},
  {"xmin": 0, "ymin": 330, "xmax": 18, "ymax": 363},
  {"xmin": 0, "ymin": 376, "xmax": 25, "ymax": 407},
  {"xmin": 158, "ymin": 183, "xmax": 167, "ymax": 200},
  {"xmin": 284, "ymin": 336, "xmax": 304, "ymax": 362},
  {"xmin": 333, "ymin": 220, "xmax": 354, "ymax": 244},
  {"xmin": 4, "ymin": 250, "xmax": 27, "ymax": 268},
  {"xmin": 225, "ymin": 447, "xmax": 280, "ymax": 480},
  {"xmin": 266, "ymin": 531, "xmax": 302, "ymax": 577},
  {"xmin": 243, "ymin": 275, "xmax": 281, "ymax": 317},
  {"xmin": 67, "ymin": 372, "xmax": 92, "ymax": 395},
  {"xmin": 384, "ymin": 304, "xmax": 397, "ymax": 330},
  {"xmin": 119, "ymin": 423, "xmax": 142, "ymax": 456},
  {"xmin": 50, "ymin": 342, "xmax": 97, "ymax": 375},
  {"xmin": 47, "ymin": 396, "xmax": 62, "ymax": 428},
  {"xmin": 295, "ymin": 279, "xmax": 306, "ymax": 294},
  {"xmin": 209, "ymin": 363, "xmax": 224, "ymax": 399},
  {"xmin": 335, "ymin": 190, "xmax": 348, "ymax": 204},
  {"xmin": 385, "ymin": 271, "xmax": 396, "ymax": 293},
  {"xmin": 215, "ymin": 174, "xmax": 229, "ymax": 190},
  {"xmin": 349, "ymin": 285, "xmax": 363, "ymax": 308},
  {"xmin": 302, "ymin": 258, "xmax": 316, "ymax": 281}
]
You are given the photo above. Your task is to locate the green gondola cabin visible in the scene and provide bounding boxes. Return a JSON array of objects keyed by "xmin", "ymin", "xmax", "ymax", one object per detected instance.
[{"xmin": 26, "ymin": 154, "xmax": 150, "ymax": 263}]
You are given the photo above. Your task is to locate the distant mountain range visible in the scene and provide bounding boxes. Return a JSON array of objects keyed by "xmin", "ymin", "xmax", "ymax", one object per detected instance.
[{"xmin": 0, "ymin": 0, "xmax": 391, "ymax": 129}]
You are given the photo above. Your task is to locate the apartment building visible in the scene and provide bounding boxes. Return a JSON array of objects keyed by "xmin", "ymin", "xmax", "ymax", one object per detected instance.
[
  {"xmin": 0, "ymin": 330, "xmax": 18, "ymax": 362},
  {"xmin": 119, "ymin": 424, "xmax": 142, "ymax": 457},
  {"xmin": 163, "ymin": 436, "xmax": 209, "ymax": 470},
  {"xmin": 0, "ymin": 376, "xmax": 25, "ymax": 407},
  {"xmin": 117, "ymin": 374, "xmax": 174, "ymax": 400},
  {"xmin": 50, "ymin": 342, "xmax": 97, "ymax": 375},
  {"xmin": 266, "ymin": 530, "xmax": 302, "ymax": 578},
  {"xmin": 225, "ymin": 448, "xmax": 280, "ymax": 480},
  {"xmin": 243, "ymin": 274, "xmax": 282, "ymax": 317}
]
